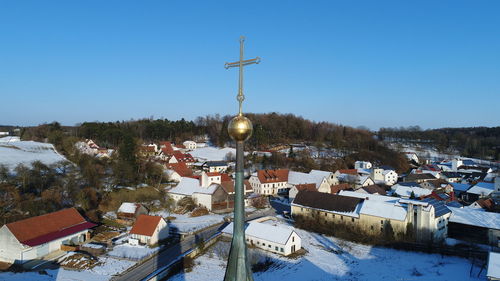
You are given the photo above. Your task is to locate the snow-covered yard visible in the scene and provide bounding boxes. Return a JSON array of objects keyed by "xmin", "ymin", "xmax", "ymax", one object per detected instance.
[
  {"xmin": 0, "ymin": 137, "xmax": 68, "ymax": 171},
  {"xmin": 152, "ymin": 212, "xmax": 225, "ymax": 233},
  {"xmin": 0, "ymin": 256, "xmax": 135, "ymax": 281},
  {"xmin": 189, "ymin": 146, "xmax": 245, "ymax": 162},
  {"xmin": 108, "ymin": 243, "xmax": 159, "ymax": 260},
  {"xmin": 169, "ymin": 221, "xmax": 487, "ymax": 281}
]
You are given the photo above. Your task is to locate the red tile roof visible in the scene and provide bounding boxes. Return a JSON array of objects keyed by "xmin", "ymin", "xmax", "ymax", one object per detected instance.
[
  {"xmin": 206, "ymin": 172, "xmax": 221, "ymax": 177},
  {"xmin": 221, "ymin": 174, "xmax": 232, "ymax": 182},
  {"xmin": 330, "ymin": 183, "xmax": 352, "ymax": 194},
  {"xmin": 166, "ymin": 162, "xmax": 193, "ymax": 177},
  {"xmin": 337, "ymin": 169, "xmax": 358, "ymax": 175},
  {"xmin": 173, "ymin": 151, "xmax": 195, "ymax": 163},
  {"xmin": 295, "ymin": 183, "xmax": 317, "ymax": 192},
  {"xmin": 257, "ymin": 169, "xmax": 289, "ymax": 183},
  {"xmin": 130, "ymin": 215, "xmax": 163, "ymax": 237},
  {"xmin": 6, "ymin": 208, "xmax": 96, "ymax": 247}
]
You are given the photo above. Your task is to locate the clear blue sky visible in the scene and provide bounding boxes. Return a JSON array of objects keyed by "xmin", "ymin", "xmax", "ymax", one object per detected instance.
[{"xmin": 1, "ymin": 0, "xmax": 499, "ymax": 129}]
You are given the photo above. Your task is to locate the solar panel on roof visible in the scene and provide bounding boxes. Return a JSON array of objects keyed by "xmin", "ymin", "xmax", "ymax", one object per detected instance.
[{"xmin": 421, "ymin": 197, "xmax": 452, "ymax": 217}]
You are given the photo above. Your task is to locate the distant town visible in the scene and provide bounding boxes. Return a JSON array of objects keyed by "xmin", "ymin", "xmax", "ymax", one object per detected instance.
[{"xmin": 0, "ymin": 118, "xmax": 499, "ymax": 280}]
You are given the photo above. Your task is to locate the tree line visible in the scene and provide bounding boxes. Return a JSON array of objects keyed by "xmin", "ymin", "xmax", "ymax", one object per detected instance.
[{"xmin": 378, "ymin": 126, "xmax": 500, "ymax": 160}]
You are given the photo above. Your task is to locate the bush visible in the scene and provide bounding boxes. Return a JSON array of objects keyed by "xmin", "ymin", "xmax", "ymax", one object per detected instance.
[{"xmin": 191, "ymin": 207, "xmax": 209, "ymax": 217}]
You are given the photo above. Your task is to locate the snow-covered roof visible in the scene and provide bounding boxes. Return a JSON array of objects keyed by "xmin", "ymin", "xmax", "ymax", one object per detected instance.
[
  {"xmin": 488, "ymin": 252, "xmax": 500, "ymax": 279},
  {"xmin": 339, "ymin": 190, "xmax": 395, "ymax": 203},
  {"xmin": 394, "ymin": 185, "xmax": 432, "ymax": 198},
  {"xmin": 288, "ymin": 171, "xmax": 325, "ymax": 188},
  {"xmin": 118, "ymin": 202, "xmax": 138, "ymax": 214},
  {"xmin": 339, "ymin": 190, "xmax": 408, "ymax": 221},
  {"xmin": 222, "ymin": 221, "xmax": 296, "ymax": 245},
  {"xmin": 449, "ymin": 207, "xmax": 500, "ymax": 230},
  {"xmin": 467, "ymin": 182, "xmax": 495, "ymax": 196},
  {"xmin": 308, "ymin": 170, "xmax": 332, "ymax": 178},
  {"xmin": 360, "ymin": 200, "xmax": 407, "ymax": 221}
]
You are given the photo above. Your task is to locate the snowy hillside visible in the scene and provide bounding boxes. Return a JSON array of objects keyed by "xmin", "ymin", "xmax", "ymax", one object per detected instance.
[{"xmin": 0, "ymin": 136, "xmax": 68, "ymax": 170}]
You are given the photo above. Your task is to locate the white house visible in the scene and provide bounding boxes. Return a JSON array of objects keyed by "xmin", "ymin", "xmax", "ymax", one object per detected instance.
[
  {"xmin": 370, "ymin": 168, "xmax": 397, "ymax": 186},
  {"xmin": 167, "ymin": 172, "xmax": 230, "ymax": 211},
  {"xmin": 183, "ymin": 140, "xmax": 197, "ymax": 151},
  {"xmin": 203, "ymin": 161, "xmax": 229, "ymax": 173},
  {"xmin": 249, "ymin": 169, "xmax": 289, "ymax": 195},
  {"xmin": 222, "ymin": 219, "xmax": 301, "ymax": 256},
  {"xmin": 0, "ymin": 208, "xmax": 96, "ymax": 264},
  {"xmin": 288, "ymin": 170, "xmax": 338, "ymax": 194},
  {"xmin": 354, "ymin": 161, "xmax": 372, "ymax": 170},
  {"xmin": 405, "ymin": 152, "xmax": 420, "ymax": 163},
  {"xmin": 129, "ymin": 215, "xmax": 169, "ymax": 246}
]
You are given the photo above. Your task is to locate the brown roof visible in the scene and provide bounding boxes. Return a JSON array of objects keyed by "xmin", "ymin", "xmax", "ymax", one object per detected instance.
[
  {"xmin": 405, "ymin": 173, "xmax": 436, "ymax": 181},
  {"xmin": 221, "ymin": 173, "xmax": 232, "ymax": 182},
  {"xmin": 6, "ymin": 208, "xmax": 88, "ymax": 243},
  {"xmin": 130, "ymin": 215, "xmax": 163, "ymax": 237},
  {"xmin": 330, "ymin": 183, "xmax": 351, "ymax": 194},
  {"xmin": 361, "ymin": 184, "xmax": 387, "ymax": 195},
  {"xmin": 140, "ymin": 146, "xmax": 156, "ymax": 152},
  {"xmin": 220, "ymin": 180, "xmax": 253, "ymax": 194},
  {"xmin": 476, "ymin": 198, "xmax": 495, "ymax": 211},
  {"xmin": 206, "ymin": 172, "xmax": 221, "ymax": 177},
  {"xmin": 293, "ymin": 191, "xmax": 363, "ymax": 213},
  {"xmin": 295, "ymin": 183, "xmax": 317, "ymax": 192},
  {"xmin": 257, "ymin": 169, "xmax": 289, "ymax": 183},
  {"xmin": 337, "ymin": 169, "xmax": 358, "ymax": 175},
  {"xmin": 166, "ymin": 162, "xmax": 193, "ymax": 177}
]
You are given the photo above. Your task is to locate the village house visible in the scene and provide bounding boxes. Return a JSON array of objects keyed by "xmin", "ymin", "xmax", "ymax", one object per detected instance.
[
  {"xmin": 182, "ymin": 140, "xmax": 197, "ymax": 151},
  {"xmin": 203, "ymin": 161, "xmax": 229, "ymax": 173},
  {"xmin": 165, "ymin": 162, "xmax": 193, "ymax": 182},
  {"xmin": 167, "ymin": 172, "xmax": 231, "ymax": 211},
  {"xmin": 129, "ymin": 215, "xmax": 169, "ymax": 246},
  {"xmin": 419, "ymin": 179, "xmax": 453, "ymax": 191},
  {"xmin": 249, "ymin": 169, "xmax": 289, "ymax": 196},
  {"xmin": 355, "ymin": 184, "xmax": 387, "ymax": 195},
  {"xmin": 441, "ymin": 172, "xmax": 462, "ymax": 183},
  {"xmin": 169, "ymin": 151, "xmax": 196, "ymax": 166},
  {"xmin": 405, "ymin": 152, "xmax": 420, "ymax": 164},
  {"xmin": 404, "ymin": 173, "xmax": 437, "ymax": 183},
  {"xmin": 392, "ymin": 182, "xmax": 432, "ymax": 198},
  {"xmin": 288, "ymin": 170, "xmax": 338, "ymax": 194},
  {"xmin": 370, "ymin": 168, "xmax": 398, "ymax": 186},
  {"xmin": 465, "ymin": 182, "xmax": 496, "ymax": 202},
  {"xmin": 222, "ymin": 218, "xmax": 301, "ymax": 256},
  {"xmin": 448, "ymin": 207, "xmax": 500, "ymax": 246},
  {"xmin": 116, "ymin": 202, "xmax": 148, "ymax": 222},
  {"xmin": 354, "ymin": 161, "xmax": 372, "ymax": 170},
  {"xmin": 0, "ymin": 208, "xmax": 96, "ymax": 264},
  {"xmin": 292, "ymin": 190, "xmax": 451, "ymax": 243},
  {"xmin": 288, "ymin": 183, "xmax": 317, "ymax": 200}
]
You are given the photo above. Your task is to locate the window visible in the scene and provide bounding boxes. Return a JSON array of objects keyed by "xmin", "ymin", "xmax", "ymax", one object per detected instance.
[
  {"xmin": 275, "ymin": 246, "xmax": 278, "ymax": 251},
  {"xmin": 341, "ymin": 216, "xmax": 343, "ymax": 220},
  {"xmin": 351, "ymin": 218, "xmax": 355, "ymax": 222},
  {"xmin": 292, "ymin": 236, "xmax": 294, "ymax": 242},
  {"xmin": 280, "ymin": 248, "xmax": 284, "ymax": 252},
  {"xmin": 381, "ymin": 220, "xmax": 383, "ymax": 225},
  {"xmin": 332, "ymin": 214, "xmax": 335, "ymax": 218},
  {"xmin": 371, "ymin": 225, "xmax": 374, "ymax": 230},
  {"xmin": 263, "ymin": 243, "xmax": 266, "ymax": 246},
  {"xmin": 325, "ymin": 212, "xmax": 327, "ymax": 217},
  {"xmin": 268, "ymin": 244, "xmax": 271, "ymax": 248},
  {"xmin": 257, "ymin": 241, "xmax": 260, "ymax": 245}
]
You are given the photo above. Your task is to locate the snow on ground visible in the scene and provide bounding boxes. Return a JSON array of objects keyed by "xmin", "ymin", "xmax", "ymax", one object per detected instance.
[
  {"xmin": 152, "ymin": 211, "xmax": 225, "ymax": 233},
  {"xmin": 0, "ymin": 137, "xmax": 67, "ymax": 171},
  {"xmin": 169, "ymin": 220, "xmax": 486, "ymax": 281},
  {"xmin": 0, "ymin": 256, "xmax": 134, "ymax": 281},
  {"xmin": 108, "ymin": 243, "xmax": 159, "ymax": 260},
  {"xmin": 189, "ymin": 146, "xmax": 245, "ymax": 162}
]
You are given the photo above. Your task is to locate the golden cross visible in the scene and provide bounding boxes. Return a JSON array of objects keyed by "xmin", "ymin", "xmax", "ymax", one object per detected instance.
[{"xmin": 225, "ymin": 36, "xmax": 261, "ymax": 116}]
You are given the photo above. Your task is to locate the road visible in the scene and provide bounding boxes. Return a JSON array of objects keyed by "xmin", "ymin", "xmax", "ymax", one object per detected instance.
[
  {"xmin": 112, "ymin": 223, "xmax": 222, "ymax": 281},
  {"xmin": 112, "ymin": 209, "xmax": 275, "ymax": 281}
]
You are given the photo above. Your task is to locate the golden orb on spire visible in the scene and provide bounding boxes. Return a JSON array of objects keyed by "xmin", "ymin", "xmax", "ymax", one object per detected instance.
[{"xmin": 228, "ymin": 114, "xmax": 253, "ymax": 142}]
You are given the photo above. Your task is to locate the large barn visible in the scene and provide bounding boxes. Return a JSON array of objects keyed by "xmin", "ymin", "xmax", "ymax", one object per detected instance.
[{"xmin": 0, "ymin": 208, "xmax": 96, "ymax": 264}]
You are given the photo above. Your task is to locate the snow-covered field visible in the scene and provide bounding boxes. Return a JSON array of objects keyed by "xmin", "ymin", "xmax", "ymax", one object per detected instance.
[
  {"xmin": 152, "ymin": 212, "xmax": 225, "ymax": 233},
  {"xmin": 0, "ymin": 137, "xmax": 67, "ymax": 170},
  {"xmin": 0, "ymin": 256, "xmax": 134, "ymax": 281},
  {"xmin": 189, "ymin": 146, "xmax": 240, "ymax": 162},
  {"xmin": 169, "ymin": 221, "xmax": 486, "ymax": 281},
  {"xmin": 108, "ymin": 243, "xmax": 159, "ymax": 260}
]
